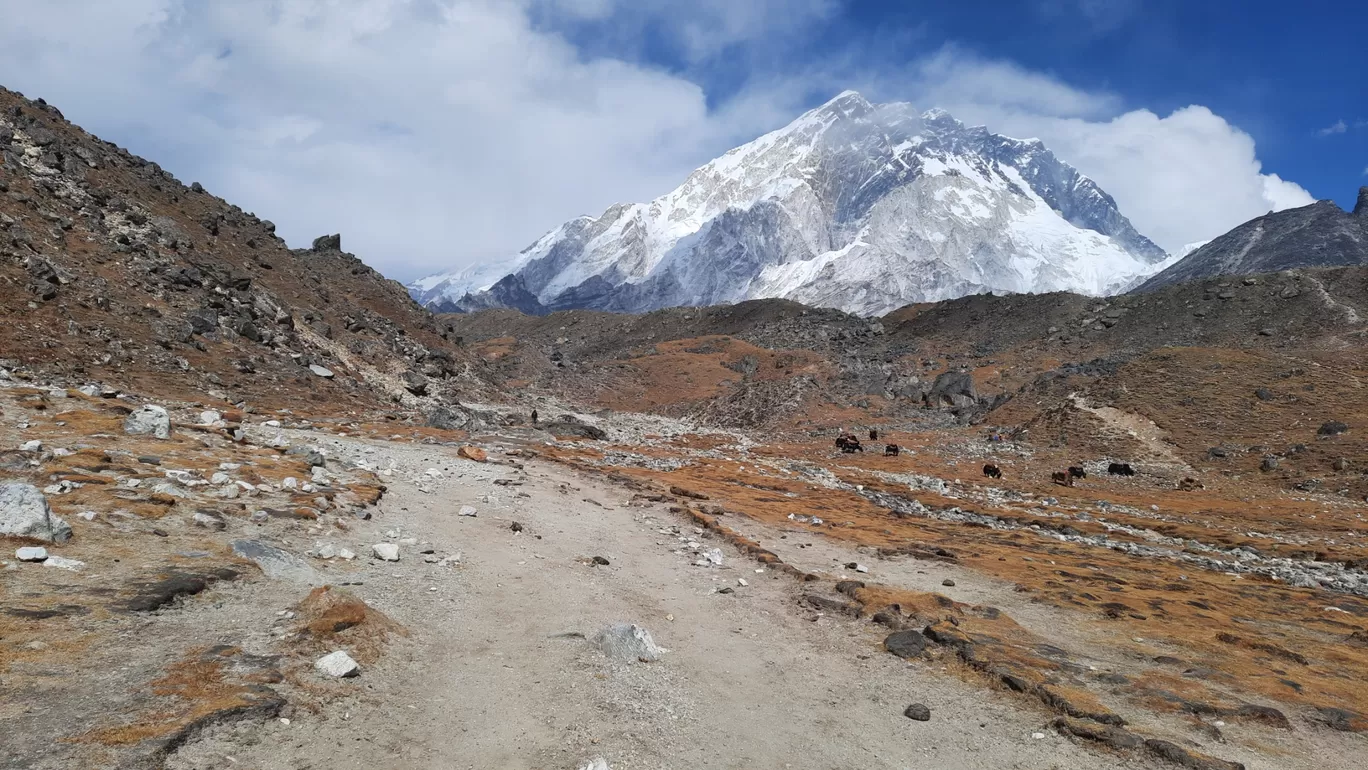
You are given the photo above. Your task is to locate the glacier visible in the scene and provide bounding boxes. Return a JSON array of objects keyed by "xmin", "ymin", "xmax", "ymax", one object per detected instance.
[{"xmin": 410, "ymin": 91, "xmax": 1172, "ymax": 316}]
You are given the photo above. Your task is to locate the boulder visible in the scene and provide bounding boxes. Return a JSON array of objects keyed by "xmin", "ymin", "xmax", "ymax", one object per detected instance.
[
  {"xmin": 314, "ymin": 650, "xmax": 359, "ymax": 678},
  {"xmin": 400, "ymin": 370, "xmax": 429, "ymax": 396},
  {"xmin": 593, "ymin": 623, "xmax": 666, "ymax": 663},
  {"xmin": 372, "ymin": 543, "xmax": 400, "ymax": 561},
  {"xmin": 925, "ymin": 371, "xmax": 977, "ymax": 408},
  {"xmin": 544, "ymin": 420, "xmax": 607, "ymax": 441},
  {"xmin": 0, "ymin": 483, "xmax": 72, "ymax": 542},
  {"xmin": 311, "ymin": 234, "xmax": 342, "ymax": 252},
  {"xmin": 309, "ymin": 364, "xmax": 335, "ymax": 379},
  {"xmin": 903, "ymin": 703, "xmax": 931, "ymax": 721},
  {"xmin": 884, "ymin": 629, "xmax": 928, "ymax": 659},
  {"xmin": 457, "ymin": 445, "xmax": 487, "ymax": 463},
  {"xmin": 124, "ymin": 404, "xmax": 171, "ymax": 439},
  {"xmin": 287, "ymin": 445, "xmax": 327, "ymax": 468},
  {"xmin": 1318, "ymin": 421, "xmax": 1349, "ymax": 436}
]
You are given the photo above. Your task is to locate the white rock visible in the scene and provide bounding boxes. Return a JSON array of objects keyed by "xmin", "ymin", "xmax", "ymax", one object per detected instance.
[
  {"xmin": 337, "ymin": 548, "xmax": 356, "ymax": 560},
  {"xmin": 44, "ymin": 555, "xmax": 84, "ymax": 571},
  {"xmin": 219, "ymin": 462, "xmax": 241, "ymax": 471},
  {"xmin": 579, "ymin": 759, "xmax": 610, "ymax": 770},
  {"xmin": 16, "ymin": 546, "xmax": 48, "ymax": 562},
  {"xmin": 264, "ymin": 419, "xmax": 282, "ymax": 427},
  {"xmin": 219, "ymin": 484, "xmax": 241, "ymax": 500},
  {"xmin": 309, "ymin": 364, "xmax": 335, "ymax": 379},
  {"xmin": 124, "ymin": 405, "xmax": 171, "ymax": 439},
  {"xmin": 317, "ymin": 544, "xmax": 337, "ymax": 559},
  {"xmin": 372, "ymin": 543, "xmax": 400, "ymax": 561},
  {"xmin": 210, "ymin": 472, "xmax": 230, "ymax": 485},
  {"xmin": 282, "ymin": 477, "xmax": 299, "ymax": 490},
  {"xmin": 77, "ymin": 510, "xmax": 98, "ymax": 521},
  {"xmin": 0, "ymin": 483, "xmax": 72, "ymax": 542},
  {"xmin": 314, "ymin": 650, "xmax": 359, "ymax": 678},
  {"xmin": 192, "ymin": 511, "xmax": 226, "ymax": 531},
  {"xmin": 199, "ymin": 410, "xmax": 222, "ymax": 425},
  {"xmin": 78, "ymin": 384, "xmax": 100, "ymax": 397},
  {"xmin": 19, "ymin": 440, "xmax": 42, "ymax": 452},
  {"xmin": 854, "ymin": 563, "xmax": 869, "ymax": 573},
  {"xmin": 458, "ymin": 505, "xmax": 478, "ymax": 517},
  {"xmin": 696, "ymin": 548, "xmax": 723, "ymax": 567},
  {"xmin": 737, "ymin": 578, "xmax": 748, "ymax": 586},
  {"xmin": 593, "ymin": 623, "xmax": 667, "ymax": 662}
]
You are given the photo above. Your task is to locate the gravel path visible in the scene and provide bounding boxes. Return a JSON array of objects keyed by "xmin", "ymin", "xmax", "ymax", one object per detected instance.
[{"xmin": 168, "ymin": 434, "xmax": 1165, "ymax": 770}]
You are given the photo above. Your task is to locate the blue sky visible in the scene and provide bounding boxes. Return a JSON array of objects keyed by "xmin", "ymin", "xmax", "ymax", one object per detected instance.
[{"xmin": 0, "ymin": 1, "xmax": 1360, "ymax": 280}]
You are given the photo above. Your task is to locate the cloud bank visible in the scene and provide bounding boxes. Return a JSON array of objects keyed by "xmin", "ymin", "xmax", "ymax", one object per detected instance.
[{"xmin": 0, "ymin": 1, "xmax": 1313, "ymax": 279}]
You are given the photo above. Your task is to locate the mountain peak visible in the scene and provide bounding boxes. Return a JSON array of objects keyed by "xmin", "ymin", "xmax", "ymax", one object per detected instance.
[
  {"xmin": 412, "ymin": 93, "xmax": 1167, "ymax": 315},
  {"xmin": 1354, "ymin": 186, "xmax": 1368, "ymax": 217}
]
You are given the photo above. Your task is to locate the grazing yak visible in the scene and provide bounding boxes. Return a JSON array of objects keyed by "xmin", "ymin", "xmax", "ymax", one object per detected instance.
[
  {"xmin": 1068, "ymin": 466, "xmax": 1087, "ymax": 480},
  {"xmin": 1051, "ymin": 470, "xmax": 1073, "ymax": 487},
  {"xmin": 983, "ymin": 464, "xmax": 1002, "ymax": 479},
  {"xmin": 1108, "ymin": 463, "xmax": 1136, "ymax": 476},
  {"xmin": 1178, "ymin": 477, "xmax": 1204, "ymax": 491},
  {"xmin": 869, "ymin": 429, "xmax": 879, "ymax": 441},
  {"xmin": 884, "ymin": 444, "xmax": 900, "ymax": 457}
]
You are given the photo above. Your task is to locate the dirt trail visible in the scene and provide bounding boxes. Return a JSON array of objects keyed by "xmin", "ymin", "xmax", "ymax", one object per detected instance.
[{"xmin": 167, "ymin": 435, "xmax": 1162, "ymax": 770}]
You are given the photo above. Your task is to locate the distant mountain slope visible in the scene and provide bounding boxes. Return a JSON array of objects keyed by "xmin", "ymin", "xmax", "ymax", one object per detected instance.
[
  {"xmin": 0, "ymin": 85, "xmax": 488, "ymax": 407},
  {"xmin": 411, "ymin": 91, "xmax": 1171, "ymax": 316},
  {"xmin": 1134, "ymin": 188, "xmax": 1368, "ymax": 292}
]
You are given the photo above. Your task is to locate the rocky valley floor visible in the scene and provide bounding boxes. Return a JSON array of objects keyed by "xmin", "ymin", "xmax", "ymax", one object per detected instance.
[{"xmin": 3, "ymin": 380, "xmax": 1366, "ymax": 770}]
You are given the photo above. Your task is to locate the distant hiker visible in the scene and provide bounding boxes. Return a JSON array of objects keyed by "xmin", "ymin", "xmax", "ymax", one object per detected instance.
[
  {"xmin": 531, "ymin": 408, "xmax": 538, "ymax": 425},
  {"xmin": 983, "ymin": 464, "xmax": 1002, "ymax": 479}
]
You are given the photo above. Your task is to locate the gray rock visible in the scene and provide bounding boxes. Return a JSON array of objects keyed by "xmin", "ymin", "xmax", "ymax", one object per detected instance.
[
  {"xmin": 578, "ymin": 759, "xmax": 610, "ymax": 770},
  {"xmin": 925, "ymin": 370, "xmax": 976, "ymax": 408},
  {"xmin": 884, "ymin": 629, "xmax": 928, "ymax": 659},
  {"xmin": 44, "ymin": 555, "xmax": 84, "ymax": 571},
  {"xmin": 903, "ymin": 703, "xmax": 931, "ymax": 721},
  {"xmin": 0, "ymin": 483, "xmax": 72, "ymax": 542},
  {"xmin": 372, "ymin": 543, "xmax": 400, "ymax": 561},
  {"xmin": 314, "ymin": 650, "xmax": 359, "ymax": 678},
  {"xmin": 192, "ymin": 511, "xmax": 227, "ymax": 531},
  {"xmin": 309, "ymin": 364, "xmax": 335, "ymax": 379},
  {"xmin": 593, "ymin": 623, "xmax": 666, "ymax": 662},
  {"xmin": 311, "ymin": 234, "xmax": 342, "ymax": 252},
  {"xmin": 231, "ymin": 540, "xmax": 319, "ymax": 583},
  {"xmin": 287, "ymin": 445, "xmax": 327, "ymax": 468},
  {"xmin": 1319, "ymin": 421, "xmax": 1350, "ymax": 436},
  {"xmin": 124, "ymin": 404, "xmax": 171, "ymax": 439},
  {"xmin": 400, "ymin": 370, "xmax": 429, "ymax": 396}
]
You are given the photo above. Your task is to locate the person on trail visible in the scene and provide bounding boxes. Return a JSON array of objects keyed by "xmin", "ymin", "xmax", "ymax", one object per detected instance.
[{"xmin": 531, "ymin": 408, "xmax": 539, "ymax": 426}]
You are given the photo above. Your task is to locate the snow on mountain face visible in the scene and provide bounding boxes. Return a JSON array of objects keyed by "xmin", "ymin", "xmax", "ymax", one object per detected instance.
[{"xmin": 410, "ymin": 91, "xmax": 1169, "ymax": 316}]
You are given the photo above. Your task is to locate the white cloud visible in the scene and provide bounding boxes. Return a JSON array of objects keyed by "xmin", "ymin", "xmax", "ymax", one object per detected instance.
[
  {"xmin": 1317, "ymin": 119, "xmax": 1348, "ymax": 136},
  {"xmin": 1035, "ymin": 0, "xmax": 1141, "ymax": 33},
  {"xmin": 0, "ymin": 3, "xmax": 1314, "ymax": 276}
]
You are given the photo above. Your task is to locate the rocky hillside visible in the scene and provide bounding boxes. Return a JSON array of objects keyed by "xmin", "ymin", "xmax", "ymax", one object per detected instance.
[
  {"xmin": 0, "ymin": 86, "xmax": 490, "ymax": 411},
  {"xmin": 412, "ymin": 91, "xmax": 1170, "ymax": 316},
  {"xmin": 1135, "ymin": 189, "xmax": 1368, "ymax": 292}
]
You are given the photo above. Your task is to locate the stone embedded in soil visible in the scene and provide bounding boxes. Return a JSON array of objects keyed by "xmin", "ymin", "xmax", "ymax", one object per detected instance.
[
  {"xmin": 592, "ymin": 555, "xmax": 610, "ymax": 565},
  {"xmin": 942, "ymin": 578, "xmax": 956, "ymax": 587},
  {"xmin": 16, "ymin": 546, "xmax": 49, "ymax": 562},
  {"xmin": 314, "ymin": 650, "xmax": 360, "ymax": 678},
  {"xmin": 372, "ymin": 543, "xmax": 400, "ymax": 561},
  {"xmin": 43, "ymin": 555, "xmax": 84, "ymax": 571},
  {"xmin": 578, "ymin": 758, "xmax": 610, "ymax": 770},
  {"xmin": 0, "ymin": 483, "xmax": 72, "ymax": 542},
  {"xmin": 884, "ymin": 629, "xmax": 929, "ymax": 659},
  {"xmin": 459, "ymin": 505, "xmax": 478, "ymax": 517},
  {"xmin": 903, "ymin": 703, "xmax": 931, "ymax": 721},
  {"xmin": 309, "ymin": 364, "xmax": 335, "ymax": 379},
  {"xmin": 231, "ymin": 540, "xmax": 320, "ymax": 583},
  {"xmin": 593, "ymin": 623, "xmax": 666, "ymax": 663},
  {"xmin": 124, "ymin": 404, "xmax": 172, "ymax": 439}
]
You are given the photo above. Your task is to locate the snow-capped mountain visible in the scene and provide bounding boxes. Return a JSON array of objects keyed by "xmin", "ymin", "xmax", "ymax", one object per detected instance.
[{"xmin": 411, "ymin": 91, "xmax": 1170, "ymax": 316}]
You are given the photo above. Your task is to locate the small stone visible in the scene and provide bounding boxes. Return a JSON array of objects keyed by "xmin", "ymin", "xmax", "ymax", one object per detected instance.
[
  {"xmin": 903, "ymin": 703, "xmax": 931, "ymax": 721},
  {"xmin": 77, "ymin": 510, "xmax": 97, "ymax": 521},
  {"xmin": 308, "ymin": 364, "xmax": 335, "ymax": 379},
  {"xmin": 19, "ymin": 440, "xmax": 42, "ymax": 451},
  {"xmin": 593, "ymin": 623, "xmax": 666, "ymax": 662},
  {"xmin": 884, "ymin": 629, "xmax": 928, "ymax": 659},
  {"xmin": 578, "ymin": 758, "xmax": 610, "ymax": 770},
  {"xmin": 592, "ymin": 555, "xmax": 610, "ymax": 566},
  {"xmin": 338, "ymin": 548, "xmax": 356, "ymax": 560},
  {"xmin": 718, "ymin": 587, "xmax": 734, "ymax": 594},
  {"xmin": 510, "ymin": 521, "xmax": 524, "ymax": 532},
  {"xmin": 16, "ymin": 546, "xmax": 48, "ymax": 562},
  {"xmin": 942, "ymin": 579, "xmax": 956, "ymax": 587},
  {"xmin": 43, "ymin": 555, "xmax": 84, "ymax": 571},
  {"xmin": 1032, "ymin": 732, "xmax": 1046, "ymax": 740},
  {"xmin": 192, "ymin": 511, "xmax": 226, "ymax": 531},
  {"xmin": 737, "ymin": 578, "xmax": 748, "ymax": 586},
  {"xmin": 210, "ymin": 472, "xmax": 230, "ymax": 485},
  {"xmin": 372, "ymin": 543, "xmax": 400, "ymax": 561},
  {"xmin": 199, "ymin": 410, "xmax": 222, "ymax": 425},
  {"xmin": 314, "ymin": 650, "xmax": 359, "ymax": 678},
  {"xmin": 458, "ymin": 505, "xmax": 478, "ymax": 517},
  {"xmin": 317, "ymin": 544, "xmax": 337, "ymax": 559},
  {"xmin": 854, "ymin": 563, "xmax": 869, "ymax": 573}
]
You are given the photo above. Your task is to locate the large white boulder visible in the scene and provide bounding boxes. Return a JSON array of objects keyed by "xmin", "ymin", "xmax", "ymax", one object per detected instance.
[
  {"xmin": 124, "ymin": 404, "xmax": 171, "ymax": 439},
  {"xmin": 372, "ymin": 543, "xmax": 400, "ymax": 562},
  {"xmin": 0, "ymin": 483, "xmax": 72, "ymax": 542}
]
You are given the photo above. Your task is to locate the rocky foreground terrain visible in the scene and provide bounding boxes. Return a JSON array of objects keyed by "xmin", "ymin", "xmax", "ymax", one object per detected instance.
[{"xmin": 3, "ymin": 86, "xmax": 1368, "ymax": 770}]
